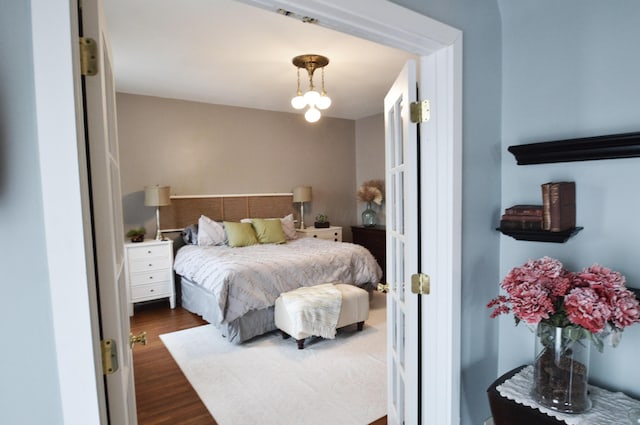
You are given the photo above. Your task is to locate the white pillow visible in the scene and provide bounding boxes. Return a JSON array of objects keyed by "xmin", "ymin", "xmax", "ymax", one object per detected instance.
[
  {"xmin": 197, "ymin": 215, "xmax": 227, "ymax": 246},
  {"xmin": 280, "ymin": 213, "xmax": 297, "ymax": 240},
  {"xmin": 242, "ymin": 214, "xmax": 297, "ymax": 240}
]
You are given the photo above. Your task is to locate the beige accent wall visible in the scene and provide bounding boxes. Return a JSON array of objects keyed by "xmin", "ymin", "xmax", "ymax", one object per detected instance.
[
  {"xmin": 117, "ymin": 93, "xmax": 363, "ymax": 240},
  {"xmin": 355, "ymin": 113, "xmax": 386, "ymax": 226}
]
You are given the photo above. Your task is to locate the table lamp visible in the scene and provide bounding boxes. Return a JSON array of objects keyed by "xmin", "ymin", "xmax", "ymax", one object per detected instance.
[
  {"xmin": 293, "ymin": 186, "xmax": 312, "ymax": 229},
  {"xmin": 144, "ymin": 185, "xmax": 171, "ymax": 240}
]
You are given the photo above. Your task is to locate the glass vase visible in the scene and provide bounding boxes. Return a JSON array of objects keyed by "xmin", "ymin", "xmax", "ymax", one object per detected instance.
[
  {"xmin": 532, "ymin": 322, "xmax": 592, "ymax": 413},
  {"xmin": 361, "ymin": 202, "xmax": 377, "ymax": 227}
]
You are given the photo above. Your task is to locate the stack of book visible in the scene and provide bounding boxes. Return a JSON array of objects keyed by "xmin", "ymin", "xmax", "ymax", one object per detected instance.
[
  {"xmin": 541, "ymin": 181, "xmax": 576, "ymax": 232},
  {"xmin": 500, "ymin": 182, "xmax": 577, "ymax": 233},
  {"xmin": 500, "ymin": 204, "xmax": 543, "ymax": 230}
]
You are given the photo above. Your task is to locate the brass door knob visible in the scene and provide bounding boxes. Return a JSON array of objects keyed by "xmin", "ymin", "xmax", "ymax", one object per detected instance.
[
  {"xmin": 377, "ymin": 282, "xmax": 390, "ymax": 293},
  {"xmin": 129, "ymin": 331, "xmax": 147, "ymax": 349}
]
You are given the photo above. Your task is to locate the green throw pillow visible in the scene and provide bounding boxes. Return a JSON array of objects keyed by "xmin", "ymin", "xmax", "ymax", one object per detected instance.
[
  {"xmin": 251, "ymin": 218, "xmax": 286, "ymax": 244},
  {"xmin": 223, "ymin": 221, "xmax": 258, "ymax": 247}
]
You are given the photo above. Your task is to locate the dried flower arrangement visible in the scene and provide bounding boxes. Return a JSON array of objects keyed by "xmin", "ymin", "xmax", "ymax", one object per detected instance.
[{"xmin": 357, "ymin": 179, "xmax": 384, "ymax": 205}]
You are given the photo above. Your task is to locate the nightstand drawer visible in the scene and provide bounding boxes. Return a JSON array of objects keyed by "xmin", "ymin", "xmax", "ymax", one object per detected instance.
[
  {"xmin": 130, "ymin": 281, "xmax": 172, "ymax": 300},
  {"xmin": 127, "ymin": 243, "xmax": 172, "ymax": 260},
  {"xmin": 296, "ymin": 226, "xmax": 343, "ymax": 242},
  {"xmin": 129, "ymin": 257, "xmax": 172, "ymax": 273},
  {"xmin": 313, "ymin": 231, "xmax": 341, "ymax": 241},
  {"xmin": 129, "ymin": 269, "xmax": 172, "ymax": 286}
]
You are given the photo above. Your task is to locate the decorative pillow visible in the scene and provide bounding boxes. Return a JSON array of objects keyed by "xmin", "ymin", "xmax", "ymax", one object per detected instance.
[
  {"xmin": 182, "ymin": 223, "xmax": 199, "ymax": 245},
  {"xmin": 280, "ymin": 213, "xmax": 297, "ymax": 240},
  {"xmin": 223, "ymin": 221, "xmax": 258, "ymax": 247},
  {"xmin": 197, "ymin": 215, "xmax": 227, "ymax": 246},
  {"xmin": 243, "ymin": 215, "xmax": 297, "ymax": 240},
  {"xmin": 251, "ymin": 218, "xmax": 286, "ymax": 244}
]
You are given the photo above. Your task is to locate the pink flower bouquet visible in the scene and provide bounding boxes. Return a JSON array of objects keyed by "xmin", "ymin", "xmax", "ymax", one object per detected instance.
[{"xmin": 488, "ymin": 256, "xmax": 640, "ymax": 351}]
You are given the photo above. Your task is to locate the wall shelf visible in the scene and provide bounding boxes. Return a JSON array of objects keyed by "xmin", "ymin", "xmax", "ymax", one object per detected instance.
[
  {"xmin": 508, "ymin": 131, "xmax": 640, "ymax": 165},
  {"xmin": 496, "ymin": 226, "xmax": 583, "ymax": 243}
]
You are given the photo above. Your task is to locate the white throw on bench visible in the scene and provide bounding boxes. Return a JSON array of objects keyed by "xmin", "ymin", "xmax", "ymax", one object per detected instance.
[{"xmin": 274, "ymin": 283, "xmax": 370, "ymax": 349}]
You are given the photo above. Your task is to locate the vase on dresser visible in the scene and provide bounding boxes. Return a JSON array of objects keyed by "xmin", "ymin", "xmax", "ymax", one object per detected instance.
[
  {"xmin": 361, "ymin": 202, "xmax": 377, "ymax": 227},
  {"xmin": 531, "ymin": 321, "xmax": 592, "ymax": 413}
]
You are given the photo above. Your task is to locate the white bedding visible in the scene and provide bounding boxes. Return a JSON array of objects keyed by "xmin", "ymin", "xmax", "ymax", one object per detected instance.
[{"xmin": 173, "ymin": 238, "xmax": 382, "ymax": 325}]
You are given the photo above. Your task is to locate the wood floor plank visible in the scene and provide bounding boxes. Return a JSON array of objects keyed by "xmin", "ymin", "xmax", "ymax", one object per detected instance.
[
  {"xmin": 130, "ymin": 299, "xmax": 387, "ymax": 425},
  {"xmin": 130, "ymin": 300, "xmax": 215, "ymax": 425}
]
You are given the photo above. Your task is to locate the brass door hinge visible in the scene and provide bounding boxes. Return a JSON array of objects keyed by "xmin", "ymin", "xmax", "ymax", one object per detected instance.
[
  {"xmin": 411, "ymin": 273, "xmax": 431, "ymax": 295},
  {"xmin": 101, "ymin": 339, "xmax": 118, "ymax": 375},
  {"xmin": 79, "ymin": 37, "xmax": 98, "ymax": 76},
  {"xmin": 410, "ymin": 100, "xmax": 430, "ymax": 123}
]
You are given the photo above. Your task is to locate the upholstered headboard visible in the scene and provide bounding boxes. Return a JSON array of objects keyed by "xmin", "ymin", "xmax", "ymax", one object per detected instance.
[{"xmin": 159, "ymin": 193, "xmax": 296, "ymax": 232}]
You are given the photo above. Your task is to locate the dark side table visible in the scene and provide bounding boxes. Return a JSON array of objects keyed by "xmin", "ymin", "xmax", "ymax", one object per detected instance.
[
  {"xmin": 487, "ymin": 366, "xmax": 565, "ymax": 425},
  {"xmin": 351, "ymin": 225, "xmax": 386, "ymax": 282},
  {"xmin": 488, "ymin": 365, "xmax": 640, "ymax": 425}
]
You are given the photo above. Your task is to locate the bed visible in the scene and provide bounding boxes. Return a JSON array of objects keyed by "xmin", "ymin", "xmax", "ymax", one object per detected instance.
[{"xmin": 161, "ymin": 193, "xmax": 383, "ymax": 343}]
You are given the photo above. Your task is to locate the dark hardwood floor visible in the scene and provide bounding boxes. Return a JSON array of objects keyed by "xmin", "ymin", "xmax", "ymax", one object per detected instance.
[
  {"xmin": 130, "ymin": 300, "xmax": 214, "ymax": 425},
  {"xmin": 130, "ymin": 299, "xmax": 387, "ymax": 425}
]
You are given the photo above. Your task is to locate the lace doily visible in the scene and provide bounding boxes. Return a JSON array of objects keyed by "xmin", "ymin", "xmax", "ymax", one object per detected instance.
[{"xmin": 496, "ymin": 365, "xmax": 640, "ymax": 424}]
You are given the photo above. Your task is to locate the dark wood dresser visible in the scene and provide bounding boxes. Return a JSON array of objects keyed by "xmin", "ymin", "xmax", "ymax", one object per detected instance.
[{"xmin": 351, "ymin": 225, "xmax": 386, "ymax": 282}]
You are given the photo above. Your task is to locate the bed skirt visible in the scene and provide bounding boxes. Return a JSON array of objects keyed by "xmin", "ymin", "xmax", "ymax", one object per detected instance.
[{"xmin": 180, "ymin": 276, "xmax": 276, "ymax": 344}]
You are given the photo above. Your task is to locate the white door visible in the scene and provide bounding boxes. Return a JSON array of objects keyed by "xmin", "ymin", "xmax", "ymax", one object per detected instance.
[
  {"xmin": 385, "ymin": 54, "xmax": 462, "ymax": 424},
  {"xmin": 80, "ymin": 0, "xmax": 137, "ymax": 423},
  {"xmin": 384, "ymin": 60, "xmax": 420, "ymax": 425}
]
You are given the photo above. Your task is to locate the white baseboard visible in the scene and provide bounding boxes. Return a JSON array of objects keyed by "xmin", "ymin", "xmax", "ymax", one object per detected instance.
[{"xmin": 484, "ymin": 417, "xmax": 494, "ymax": 425}]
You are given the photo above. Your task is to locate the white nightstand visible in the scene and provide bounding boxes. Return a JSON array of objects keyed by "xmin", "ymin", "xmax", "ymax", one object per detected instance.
[
  {"xmin": 296, "ymin": 226, "xmax": 343, "ymax": 242},
  {"xmin": 124, "ymin": 239, "xmax": 176, "ymax": 316}
]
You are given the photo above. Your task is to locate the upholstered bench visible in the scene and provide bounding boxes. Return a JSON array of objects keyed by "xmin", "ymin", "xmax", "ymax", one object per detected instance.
[{"xmin": 274, "ymin": 283, "xmax": 370, "ymax": 349}]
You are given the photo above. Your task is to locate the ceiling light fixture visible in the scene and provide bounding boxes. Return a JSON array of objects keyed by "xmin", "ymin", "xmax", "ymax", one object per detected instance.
[{"xmin": 290, "ymin": 54, "xmax": 331, "ymax": 123}]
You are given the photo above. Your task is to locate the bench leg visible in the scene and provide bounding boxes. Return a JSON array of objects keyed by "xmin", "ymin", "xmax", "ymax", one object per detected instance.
[
  {"xmin": 357, "ymin": 321, "xmax": 364, "ymax": 331},
  {"xmin": 296, "ymin": 339, "xmax": 305, "ymax": 350},
  {"xmin": 281, "ymin": 330, "xmax": 290, "ymax": 339}
]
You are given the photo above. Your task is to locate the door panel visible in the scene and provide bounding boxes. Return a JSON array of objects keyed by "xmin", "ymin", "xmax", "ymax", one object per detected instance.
[
  {"xmin": 384, "ymin": 60, "xmax": 419, "ymax": 425},
  {"xmin": 80, "ymin": 0, "xmax": 136, "ymax": 423}
]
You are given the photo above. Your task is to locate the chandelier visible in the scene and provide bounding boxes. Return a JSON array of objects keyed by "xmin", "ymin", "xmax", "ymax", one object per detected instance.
[{"xmin": 290, "ymin": 54, "xmax": 331, "ymax": 123}]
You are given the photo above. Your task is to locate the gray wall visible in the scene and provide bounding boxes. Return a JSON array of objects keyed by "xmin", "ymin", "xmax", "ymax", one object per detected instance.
[
  {"xmin": 390, "ymin": 1, "xmax": 503, "ymax": 423},
  {"xmin": 117, "ymin": 93, "xmax": 362, "ymax": 241},
  {"xmin": 355, "ymin": 113, "xmax": 386, "ymax": 226},
  {"xmin": 0, "ymin": 2, "xmax": 64, "ymax": 424},
  {"xmin": 498, "ymin": 0, "xmax": 640, "ymax": 398}
]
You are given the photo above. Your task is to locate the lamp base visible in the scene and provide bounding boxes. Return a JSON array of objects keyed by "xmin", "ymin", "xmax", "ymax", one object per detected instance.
[{"xmin": 155, "ymin": 206, "xmax": 165, "ymax": 240}]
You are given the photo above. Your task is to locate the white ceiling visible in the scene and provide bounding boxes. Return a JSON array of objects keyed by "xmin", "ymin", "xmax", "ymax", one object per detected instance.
[{"xmin": 103, "ymin": 0, "xmax": 416, "ymax": 120}]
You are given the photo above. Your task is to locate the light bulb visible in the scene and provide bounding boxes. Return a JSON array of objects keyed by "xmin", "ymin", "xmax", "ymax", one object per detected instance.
[
  {"xmin": 303, "ymin": 90, "xmax": 320, "ymax": 106},
  {"xmin": 291, "ymin": 95, "xmax": 306, "ymax": 110},
  {"xmin": 316, "ymin": 94, "xmax": 331, "ymax": 110},
  {"xmin": 305, "ymin": 107, "xmax": 321, "ymax": 123}
]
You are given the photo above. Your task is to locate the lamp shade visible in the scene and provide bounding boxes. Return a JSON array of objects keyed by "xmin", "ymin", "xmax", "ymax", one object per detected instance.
[
  {"xmin": 293, "ymin": 186, "xmax": 312, "ymax": 203},
  {"xmin": 144, "ymin": 185, "xmax": 171, "ymax": 207}
]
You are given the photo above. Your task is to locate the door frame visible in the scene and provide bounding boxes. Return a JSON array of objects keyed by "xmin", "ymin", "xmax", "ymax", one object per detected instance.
[
  {"xmin": 32, "ymin": 0, "xmax": 105, "ymax": 423},
  {"xmin": 33, "ymin": 0, "xmax": 462, "ymax": 423}
]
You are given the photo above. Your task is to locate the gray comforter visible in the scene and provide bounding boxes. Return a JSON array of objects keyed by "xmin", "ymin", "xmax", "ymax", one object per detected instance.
[{"xmin": 173, "ymin": 238, "xmax": 382, "ymax": 325}]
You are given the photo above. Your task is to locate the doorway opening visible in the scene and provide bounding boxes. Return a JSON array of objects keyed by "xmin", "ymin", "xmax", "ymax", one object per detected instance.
[{"xmin": 36, "ymin": 1, "xmax": 462, "ymax": 423}]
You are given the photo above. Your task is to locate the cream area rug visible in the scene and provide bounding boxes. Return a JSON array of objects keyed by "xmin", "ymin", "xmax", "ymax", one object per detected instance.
[{"xmin": 160, "ymin": 291, "xmax": 387, "ymax": 425}]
